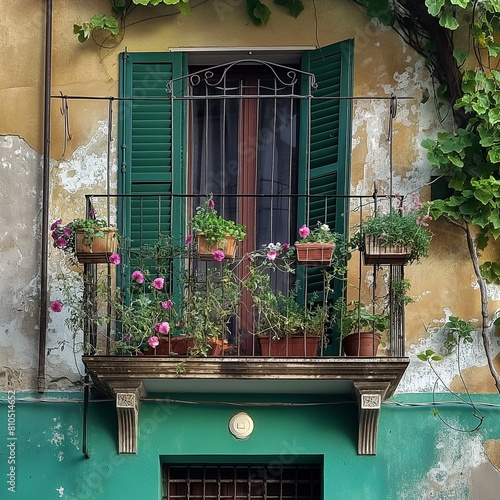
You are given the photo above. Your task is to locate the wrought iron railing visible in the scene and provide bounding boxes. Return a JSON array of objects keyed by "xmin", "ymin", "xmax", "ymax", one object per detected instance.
[{"xmin": 80, "ymin": 193, "xmax": 406, "ymax": 358}]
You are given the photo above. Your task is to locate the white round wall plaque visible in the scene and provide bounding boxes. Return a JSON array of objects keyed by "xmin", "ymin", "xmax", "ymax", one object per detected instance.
[{"xmin": 228, "ymin": 412, "xmax": 254, "ymax": 439}]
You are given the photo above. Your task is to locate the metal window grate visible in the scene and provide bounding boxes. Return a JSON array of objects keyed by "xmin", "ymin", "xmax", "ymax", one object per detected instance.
[{"xmin": 163, "ymin": 464, "xmax": 322, "ymax": 500}]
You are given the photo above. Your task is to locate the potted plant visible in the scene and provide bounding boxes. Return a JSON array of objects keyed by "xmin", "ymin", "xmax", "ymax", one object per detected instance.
[
  {"xmin": 109, "ymin": 268, "xmax": 184, "ymax": 355},
  {"xmin": 51, "ymin": 214, "xmax": 119, "ymax": 264},
  {"xmin": 180, "ymin": 264, "xmax": 240, "ymax": 356},
  {"xmin": 111, "ymin": 268, "xmax": 238, "ymax": 357},
  {"xmin": 294, "ymin": 222, "xmax": 341, "ymax": 266},
  {"xmin": 101, "ymin": 231, "xmax": 240, "ymax": 357},
  {"xmin": 255, "ymin": 288, "xmax": 330, "ymax": 356},
  {"xmin": 243, "ymin": 245, "xmax": 332, "ymax": 356},
  {"xmin": 335, "ymin": 299, "xmax": 390, "ymax": 356},
  {"xmin": 354, "ymin": 200, "xmax": 432, "ymax": 265},
  {"xmin": 188, "ymin": 196, "xmax": 246, "ymax": 261}
]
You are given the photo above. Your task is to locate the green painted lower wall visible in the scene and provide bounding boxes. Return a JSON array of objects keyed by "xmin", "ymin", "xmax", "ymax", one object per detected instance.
[{"xmin": 1, "ymin": 392, "xmax": 500, "ymax": 499}]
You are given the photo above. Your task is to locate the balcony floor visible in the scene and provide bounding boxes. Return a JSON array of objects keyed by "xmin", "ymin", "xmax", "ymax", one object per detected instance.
[{"xmin": 83, "ymin": 355, "xmax": 409, "ymax": 397}]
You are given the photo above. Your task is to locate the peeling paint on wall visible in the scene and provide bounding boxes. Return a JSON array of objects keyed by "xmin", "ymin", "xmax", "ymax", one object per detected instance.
[
  {"xmin": 398, "ymin": 323, "xmax": 499, "ymax": 393},
  {"xmin": 398, "ymin": 431, "xmax": 488, "ymax": 499},
  {"xmin": 50, "ymin": 418, "xmax": 65, "ymax": 447},
  {"xmin": 54, "ymin": 121, "xmax": 117, "ymax": 195},
  {"xmin": 0, "ymin": 135, "xmax": 42, "ymax": 391},
  {"xmin": 44, "ymin": 121, "xmax": 118, "ymax": 389},
  {"xmin": 484, "ymin": 440, "xmax": 500, "ymax": 469}
]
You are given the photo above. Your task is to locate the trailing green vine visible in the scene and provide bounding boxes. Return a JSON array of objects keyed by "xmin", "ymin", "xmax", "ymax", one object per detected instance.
[
  {"xmin": 355, "ymin": 0, "xmax": 500, "ymax": 392},
  {"xmin": 418, "ymin": 317, "xmax": 485, "ymax": 431},
  {"xmin": 73, "ymin": 0, "xmax": 304, "ymax": 43}
]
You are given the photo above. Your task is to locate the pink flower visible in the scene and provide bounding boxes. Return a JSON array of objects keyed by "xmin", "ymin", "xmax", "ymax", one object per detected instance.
[
  {"xmin": 412, "ymin": 193, "xmax": 424, "ymax": 209},
  {"xmin": 161, "ymin": 300, "xmax": 173, "ymax": 309},
  {"xmin": 63, "ymin": 228, "xmax": 72, "ymax": 236},
  {"xmin": 247, "ymin": 253, "xmax": 254, "ymax": 261},
  {"xmin": 416, "ymin": 214, "xmax": 433, "ymax": 227},
  {"xmin": 50, "ymin": 300, "xmax": 63, "ymax": 313},
  {"xmin": 213, "ymin": 250, "xmax": 225, "ymax": 262},
  {"xmin": 50, "ymin": 219, "xmax": 62, "ymax": 230},
  {"xmin": 266, "ymin": 250, "xmax": 278, "ymax": 261},
  {"xmin": 208, "ymin": 199, "xmax": 215, "ymax": 208},
  {"xmin": 155, "ymin": 322, "xmax": 170, "ymax": 335},
  {"xmin": 56, "ymin": 237, "xmax": 67, "ymax": 248},
  {"xmin": 51, "ymin": 230, "xmax": 58, "ymax": 240},
  {"xmin": 109, "ymin": 253, "xmax": 121, "ymax": 265},
  {"xmin": 131, "ymin": 270, "xmax": 144, "ymax": 284},
  {"xmin": 89, "ymin": 209, "xmax": 95, "ymax": 218},
  {"xmin": 298, "ymin": 224, "xmax": 310, "ymax": 238},
  {"xmin": 148, "ymin": 336, "xmax": 159, "ymax": 349},
  {"xmin": 185, "ymin": 234, "xmax": 193, "ymax": 245},
  {"xmin": 124, "ymin": 333, "xmax": 132, "ymax": 341},
  {"xmin": 282, "ymin": 243, "xmax": 290, "ymax": 252},
  {"xmin": 153, "ymin": 277, "xmax": 164, "ymax": 290}
]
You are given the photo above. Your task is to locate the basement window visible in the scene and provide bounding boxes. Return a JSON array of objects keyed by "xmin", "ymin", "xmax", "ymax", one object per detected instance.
[{"xmin": 162, "ymin": 463, "xmax": 322, "ymax": 500}]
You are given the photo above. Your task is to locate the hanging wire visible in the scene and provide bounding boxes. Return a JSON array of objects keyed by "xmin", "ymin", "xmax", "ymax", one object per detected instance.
[
  {"xmin": 59, "ymin": 91, "xmax": 72, "ymax": 158},
  {"xmin": 418, "ymin": 338, "xmax": 485, "ymax": 432},
  {"xmin": 387, "ymin": 93, "xmax": 398, "ymax": 202}
]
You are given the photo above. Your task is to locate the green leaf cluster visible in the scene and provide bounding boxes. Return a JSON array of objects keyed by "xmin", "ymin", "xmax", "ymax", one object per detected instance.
[
  {"xmin": 416, "ymin": 316, "xmax": 475, "ymax": 362},
  {"xmin": 423, "ymin": 68, "xmax": 500, "ymax": 243},
  {"xmin": 73, "ymin": 14, "xmax": 121, "ymax": 43},
  {"xmin": 355, "ymin": 210, "xmax": 432, "ymax": 263},
  {"xmin": 247, "ymin": 0, "xmax": 304, "ymax": 25},
  {"xmin": 417, "ymin": 349, "xmax": 443, "ymax": 362},
  {"xmin": 443, "ymin": 316, "xmax": 475, "ymax": 353},
  {"xmin": 335, "ymin": 299, "xmax": 390, "ymax": 339},
  {"xmin": 297, "ymin": 222, "xmax": 342, "ymax": 244},
  {"xmin": 189, "ymin": 197, "xmax": 246, "ymax": 247}
]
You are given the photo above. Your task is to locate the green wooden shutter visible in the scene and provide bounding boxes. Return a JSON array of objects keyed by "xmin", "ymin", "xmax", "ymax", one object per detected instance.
[
  {"xmin": 299, "ymin": 40, "xmax": 354, "ymax": 352},
  {"xmin": 299, "ymin": 39, "xmax": 353, "ymax": 238},
  {"xmin": 119, "ymin": 52, "xmax": 187, "ymax": 249}
]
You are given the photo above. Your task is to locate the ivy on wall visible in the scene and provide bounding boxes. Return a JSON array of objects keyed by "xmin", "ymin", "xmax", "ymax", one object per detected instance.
[
  {"xmin": 366, "ymin": 0, "xmax": 500, "ymax": 392},
  {"xmin": 73, "ymin": 0, "xmax": 304, "ymax": 42}
]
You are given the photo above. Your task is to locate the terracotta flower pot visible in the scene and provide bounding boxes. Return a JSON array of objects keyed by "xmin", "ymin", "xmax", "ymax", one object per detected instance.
[
  {"xmin": 196, "ymin": 234, "xmax": 237, "ymax": 261},
  {"xmin": 363, "ymin": 234, "xmax": 411, "ymax": 266},
  {"xmin": 295, "ymin": 243, "xmax": 334, "ymax": 266},
  {"xmin": 75, "ymin": 227, "xmax": 118, "ymax": 263},
  {"xmin": 145, "ymin": 335, "xmax": 195, "ymax": 356},
  {"xmin": 258, "ymin": 335, "xmax": 320, "ymax": 357},
  {"xmin": 342, "ymin": 332, "xmax": 380, "ymax": 356},
  {"xmin": 145, "ymin": 336, "xmax": 230, "ymax": 356}
]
